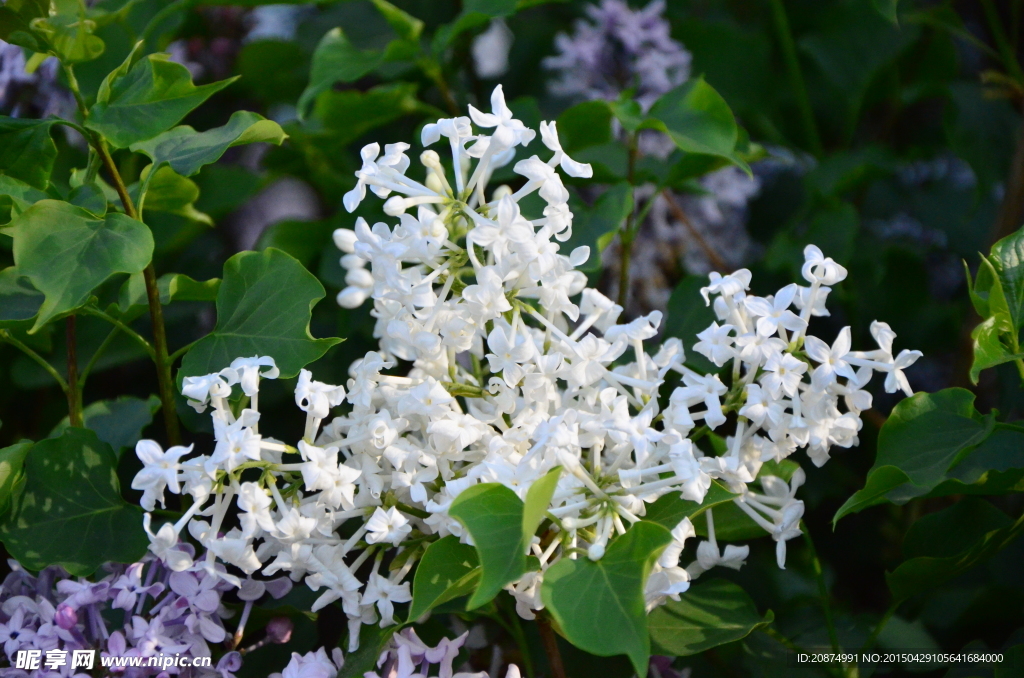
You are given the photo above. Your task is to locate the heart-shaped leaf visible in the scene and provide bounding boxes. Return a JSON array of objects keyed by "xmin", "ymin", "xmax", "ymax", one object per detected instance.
[
  {"xmin": 541, "ymin": 521, "xmax": 671, "ymax": 677},
  {"xmin": 0, "ymin": 428, "xmax": 149, "ymax": 575},
  {"xmin": 130, "ymin": 110, "xmax": 287, "ymax": 177},
  {"xmin": 179, "ymin": 248, "xmax": 341, "ymax": 379},
  {"xmin": 409, "ymin": 535, "xmax": 480, "ymax": 621},
  {"xmin": 9, "ymin": 200, "xmax": 154, "ymax": 331},
  {"xmin": 648, "ymin": 579, "xmax": 774, "ymax": 656}
]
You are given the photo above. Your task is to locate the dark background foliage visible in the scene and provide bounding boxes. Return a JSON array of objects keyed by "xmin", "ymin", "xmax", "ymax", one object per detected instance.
[{"xmin": 2, "ymin": 1, "xmax": 1024, "ymax": 677}]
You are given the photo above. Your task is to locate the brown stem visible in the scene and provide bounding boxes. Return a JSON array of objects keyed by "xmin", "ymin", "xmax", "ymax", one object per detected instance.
[
  {"xmin": 536, "ymin": 615, "xmax": 566, "ymax": 678},
  {"xmin": 66, "ymin": 316, "xmax": 83, "ymax": 428},
  {"xmin": 991, "ymin": 119, "xmax": 1024, "ymax": 245},
  {"xmin": 96, "ymin": 140, "xmax": 181, "ymax": 445},
  {"xmin": 661, "ymin": 190, "xmax": 729, "ymax": 272}
]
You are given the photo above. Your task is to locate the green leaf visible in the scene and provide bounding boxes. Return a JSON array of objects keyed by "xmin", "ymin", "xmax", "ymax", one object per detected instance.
[
  {"xmin": 337, "ymin": 624, "xmax": 397, "ymax": 678},
  {"xmin": 565, "ymin": 183, "xmax": 632, "ymax": 274},
  {"xmin": 555, "ymin": 100, "xmax": 613, "ymax": 154},
  {"xmin": 649, "ymin": 579, "xmax": 774, "ymax": 656},
  {"xmin": 117, "ymin": 271, "xmax": 220, "ymax": 322},
  {"xmin": 523, "ymin": 466, "xmax": 561, "ymax": 540},
  {"xmin": 448, "ymin": 483, "xmax": 527, "ymax": 609},
  {"xmin": 9, "ymin": 200, "xmax": 154, "ymax": 332},
  {"xmin": 663, "ymin": 276, "xmax": 720, "ymax": 374},
  {"xmin": 298, "ymin": 28, "xmax": 385, "ymax": 119},
  {"xmin": 87, "ymin": 53, "xmax": 237, "ymax": 148},
  {"xmin": 50, "ymin": 395, "xmax": 161, "ymax": 458},
  {"xmin": 987, "ymin": 227, "xmax": 1024, "ymax": 331},
  {"xmin": 31, "ymin": 8, "xmax": 105, "ymax": 63},
  {"xmin": 130, "ymin": 110, "xmax": 287, "ymax": 178},
  {"xmin": 135, "ymin": 166, "xmax": 212, "ymax": 225},
  {"xmin": 179, "ymin": 248, "xmax": 341, "ymax": 380},
  {"xmin": 67, "ymin": 182, "xmax": 108, "ymax": 217},
  {"xmin": 0, "ymin": 428, "xmax": 149, "ymax": 575},
  {"xmin": 643, "ymin": 78, "xmax": 745, "ymax": 170},
  {"xmin": 969, "ymin": 315, "xmax": 1022, "ymax": 383},
  {"xmin": 369, "ymin": 0, "xmax": 424, "ymax": 42},
  {"xmin": 0, "ymin": 117, "xmax": 59, "ymax": 189},
  {"xmin": 873, "ymin": 0, "xmax": 899, "ymax": 24},
  {"xmin": 0, "ymin": 267, "xmax": 43, "ymax": 328},
  {"xmin": 834, "ymin": 389, "xmax": 993, "ymax": 524},
  {"xmin": 0, "ymin": 441, "xmax": 31, "ymax": 517},
  {"xmin": 542, "ymin": 521, "xmax": 671, "ymax": 677},
  {"xmin": 408, "ymin": 535, "xmax": 480, "ymax": 621},
  {"xmin": 643, "ymin": 480, "xmax": 737, "ymax": 530},
  {"xmin": 0, "ymin": 174, "xmax": 49, "ymax": 224},
  {"xmin": 886, "ymin": 497, "xmax": 1024, "ymax": 601},
  {"xmin": 313, "ymin": 83, "xmax": 423, "ymax": 147}
]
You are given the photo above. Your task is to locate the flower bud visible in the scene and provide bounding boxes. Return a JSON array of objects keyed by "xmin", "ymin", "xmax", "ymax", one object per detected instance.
[
  {"xmin": 265, "ymin": 617, "xmax": 294, "ymax": 644},
  {"xmin": 333, "ymin": 228, "xmax": 358, "ymax": 253},
  {"xmin": 55, "ymin": 603, "xmax": 77, "ymax": 629}
]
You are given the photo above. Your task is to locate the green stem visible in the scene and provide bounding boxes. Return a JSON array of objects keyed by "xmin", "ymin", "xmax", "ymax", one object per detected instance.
[
  {"xmin": 801, "ymin": 521, "xmax": 841, "ymax": 654},
  {"xmin": 94, "ymin": 140, "xmax": 181, "ymax": 445},
  {"xmin": 981, "ymin": 0, "xmax": 1024, "ymax": 83},
  {"xmin": 80, "ymin": 326, "xmax": 120, "ymax": 388},
  {"xmin": 861, "ymin": 600, "xmax": 898, "ymax": 654},
  {"xmin": 0, "ymin": 330, "xmax": 69, "ymax": 392},
  {"xmin": 617, "ymin": 133, "xmax": 640, "ymax": 309},
  {"xmin": 65, "ymin": 316, "xmax": 83, "ymax": 427},
  {"xmin": 82, "ymin": 307, "xmax": 155, "ymax": 358},
  {"xmin": 769, "ymin": 0, "xmax": 823, "ymax": 156}
]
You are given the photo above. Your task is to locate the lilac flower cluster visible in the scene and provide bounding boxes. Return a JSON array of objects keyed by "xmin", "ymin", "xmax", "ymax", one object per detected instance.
[
  {"xmin": 271, "ymin": 628, "xmax": 521, "ymax": 678},
  {"xmin": 0, "ymin": 553, "xmax": 291, "ymax": 677},
  {"xmin": 0, "ymin": 41, "xmax": 74, "ymax": 119},
  {"xmin": 543, "ymin": 0, "xmax": 691, "ymax": 111},
  {"xmin": 543, "ymin": 1, "xmax": 760, "ymax": 312}
]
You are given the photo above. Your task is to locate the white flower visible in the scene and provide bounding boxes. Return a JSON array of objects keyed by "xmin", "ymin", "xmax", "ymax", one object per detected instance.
[
  {"xmin": 295, "ymin": 370, "xmax": 346, "ymax": 419},
  {"xmin": 365, "ymin": 507, "xmax": 412, "ymax": 546},
  {"xmin": 539, "ymin": 120, "xmax": 593, "ymax": 178},
  {"xmin": 693, "ymin": 322, "xmax": 735, "ymax": 367},
  {"xmin": 744, "ymin": 284, "xmax": 806, "ymax": 337},
  {"xmin": 805, "ymin": 327, "xmax": 856, "ymax": 383},
  {"xmin": 467, "ymin": 84, "xmax": 535, "ymax": 150},
  {"xmin": 229, "ymin": 355, "xmax": 279, "ymax": 395},
  {"xmin": 361, "ymin": 573, "xmax": 411, "ymax": 627},
  {"xmin": 801, "ymin": 245, "xmax": 847, "ymax": 285},
  {"xmin": 132, "ymin": 441, "xmax": 192, "ymax": 510},
  {"xmin": 761, "ymin": 352, "xmax": 808, "ymax": 398}
]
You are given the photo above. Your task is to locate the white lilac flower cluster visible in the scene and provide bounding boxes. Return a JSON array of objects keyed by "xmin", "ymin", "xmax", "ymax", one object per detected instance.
[
  {"xmin": 271, "ymin": 628, "xmax": 521, "ymax": 678},
  {"xmin": 133, "ymin": 85, "xmax": 920, "ymax": 646},
  {"xmin": 0, "ymin": 552, "xmax": 290, "ymax": 677}
]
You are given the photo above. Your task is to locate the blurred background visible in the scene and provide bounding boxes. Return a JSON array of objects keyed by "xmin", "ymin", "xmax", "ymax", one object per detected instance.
[{"xmin": 2, "ymin": 1, "xmax": 1023, "ymax": 676}]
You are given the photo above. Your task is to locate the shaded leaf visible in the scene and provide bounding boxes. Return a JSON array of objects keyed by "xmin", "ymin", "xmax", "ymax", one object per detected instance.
[
  {"xmin": 67, "ymin": 183, "xmax": 108, "ymax": 217},
  {"xmin": 663, "ymin": 276, "xmax": 720, "ymax": 374},
  {"xmin": 643, "ymin": 480, "xmax": 737, "ymax": 530},
  {"xmin": 0, "ymin": 267, "xmax": 43, "ymax": 328},
  {"xmin": 50, "ymin": 395, "xmax": 161, "ymax": 458},
  {"xmin": 0, "ymin": 428, "xmax": 149, "ymax": 575},
  {"xmin": 314, "ymin": 83, "xmax": 423, "ymax": 147},
  {"xmin": 834, "ymin": 389, "xmax": 993, "ymax": 524},
  {"xmin": 409, "ymin": 535, "xmax": 480, "ymax": 621},
  {"xmin": 130, "ymin": 110, "xmax": 286, "ymax": 178},
  {"xmin": 0, "ymin": 441, "xmax": 31, "ymax": 517},
  {"xmin": 643, "ymin": 78, "xmax": 744, "ymax": 170},
  {"xmin": 542, "ymin": 521, "xmax": 671, "ymax": 677},
  {"xmin": 87, "ymin": 53, "xmax": 237, "ymax": 148},
  {"xmin": 886, "ymin": 497, "xmax": 1024, "ymax": 601},
  {"xmin": 448, "ymin": 483, "xmax": 527, "ymax": 609},
  {"xmin": 565, "ymin": 183, "xmax": 632, "ymax": 274},
  {"xmin": 179, "ymin": 248, "xmax": 341, "ymax": 380},
  {"xmin": 649, "ymin": 579, "xmax": 774, "ymax": 656},
  {"xmin": 0, "ymin": 118, "xmax": 59, "ymax": 189},
  {"xmin": 9, "ymin": 200, "xmax": 154, "ymax": 331},
  {"xmin": 135, "ymin": 165, "xmax": 212, "ymax": 225},
  {"xmin": 298, "ymin": 28, "xmax": 385, "ymax": 119}
]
